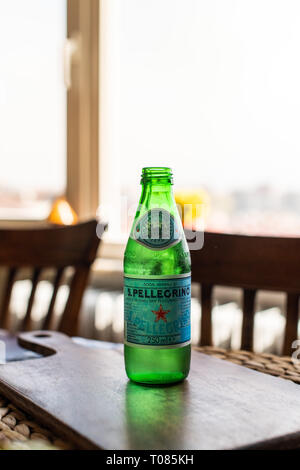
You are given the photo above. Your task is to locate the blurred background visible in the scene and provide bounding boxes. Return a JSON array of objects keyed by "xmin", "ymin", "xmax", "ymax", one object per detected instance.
[{"xmin": 1, "ymin": 0, "xmax": 300, "ymax": 353}]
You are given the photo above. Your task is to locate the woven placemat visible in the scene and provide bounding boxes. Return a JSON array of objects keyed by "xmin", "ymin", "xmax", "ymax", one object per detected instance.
[
  {"xmin": 195, "ymin": 346, "xmax": 300, "ymax": 384},
  {"xmin": 0, "ymin": 395, "xmax": 72, "ymax": 450}
]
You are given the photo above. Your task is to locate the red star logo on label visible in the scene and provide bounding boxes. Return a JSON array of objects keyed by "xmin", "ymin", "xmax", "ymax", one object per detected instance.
[{"xmin": 152, "ymin": 304, "xmax": 170, "ymax": 323}]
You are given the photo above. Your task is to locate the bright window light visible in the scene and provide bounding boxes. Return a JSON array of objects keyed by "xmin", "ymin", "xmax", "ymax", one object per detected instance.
[{"xmin": 100, "ymin": 0, "xmax": 300, "ymax": 239}]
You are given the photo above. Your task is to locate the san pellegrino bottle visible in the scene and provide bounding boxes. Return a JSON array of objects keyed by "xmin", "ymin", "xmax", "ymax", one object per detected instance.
[{"xmin": 124, "ymin": 167, "xmax": 191, "ymax": 384}]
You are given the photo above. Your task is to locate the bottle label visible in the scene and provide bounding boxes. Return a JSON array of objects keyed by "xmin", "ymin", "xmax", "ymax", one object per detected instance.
[
  {"xmin": 131, "ymin": 208, "xmax": 181, "ymax": 250},
  {"xmin": 124, "ymin": 274, "xmax": 191, "ymax": 348}
]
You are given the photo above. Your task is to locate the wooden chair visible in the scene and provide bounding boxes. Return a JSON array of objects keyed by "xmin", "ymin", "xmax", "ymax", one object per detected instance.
[
  {"xmin": 190, "ymin": 231, "xmax": 300, "ymax": 355},
  {"xmin": 0, "ymin": 220, "xmax": 106, "ymax": 336}
]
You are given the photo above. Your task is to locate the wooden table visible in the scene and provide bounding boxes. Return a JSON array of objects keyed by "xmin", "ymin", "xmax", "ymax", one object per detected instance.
[{"xmin": 1, "ymin": 332, "xmax": 300, "ymax": 450}]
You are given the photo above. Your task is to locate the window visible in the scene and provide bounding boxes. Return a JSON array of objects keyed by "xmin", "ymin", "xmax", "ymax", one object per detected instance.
[
  {"xmin": 0, "ymin": 0, "xmax": 67, "ymax": 219},
  {"xmin": 3, "ymin": 1, "xmax": 300, "ymax": 239},
  {"xmin": 99, "ymin": 0, "xmax": 300, "ymax": 243}
]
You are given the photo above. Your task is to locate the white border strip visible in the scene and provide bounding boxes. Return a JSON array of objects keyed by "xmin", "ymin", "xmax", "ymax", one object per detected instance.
[
  {"xmin": 124, "ymin": 273, "xmax": 191, "ymax": 280},
  {"xmin": 124, "ymin": 340, "xmax": 191, "ymax": 349}
]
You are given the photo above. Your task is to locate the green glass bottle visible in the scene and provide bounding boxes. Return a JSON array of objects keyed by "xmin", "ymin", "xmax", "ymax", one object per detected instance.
[{"xmin": 124, "ymin": 167, "xmax": 191, "ymax": 384}]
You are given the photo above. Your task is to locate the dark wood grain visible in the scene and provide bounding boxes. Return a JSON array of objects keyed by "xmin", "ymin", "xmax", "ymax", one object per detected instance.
[
  {"xmin": 23, "ymin": 267, "xmax": 42, "ymax": 332},
  {"xmin": 283, "ymin": 294, "xmax": 299, "ymax": 356},
  {"xmin": 190, "ymin": 231, "xmax": 300, "ymax": 354},
  {"xmin": 0, "ymin": 220, "xmax": 106, "ymax": 336},
  {"xmin": 1, "ymin": 332, "xmax": 300, "ymax": 449},
  {"xmin": 0, "ymin": 268, "xmax": 17, "ymax": 329},
  {"xmin": 200, "ymin": 284, "xmax": 213, "ymax": 346},
  {"xmin": 0, "ymin": 220, "xmax": 102, "ymax": 267},
  {"xmin": 59, "ymin": 266, "xmax": 91, "ymax": 336},
  {"xmin": 42, "ymin": 268, "xmax": 64, "ymax": 330},
  {"xmin": 241, "ymin": 289, "xmax": 256, "ymax": 351}
]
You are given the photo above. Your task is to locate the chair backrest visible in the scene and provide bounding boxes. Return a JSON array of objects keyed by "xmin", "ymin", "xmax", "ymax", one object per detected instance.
[
  {"xmin": 190, "ymin": 231, "xmax": 300, "ymax": 355},
  {"xmin": 0, "ymin": 220, "xmax": 106, "ymax": 336}
]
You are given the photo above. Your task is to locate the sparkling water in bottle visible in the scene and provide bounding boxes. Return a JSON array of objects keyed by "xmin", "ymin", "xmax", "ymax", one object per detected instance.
[{"xmin": 124, "ymin": 167, "xmax": 191, "ymax": 384}]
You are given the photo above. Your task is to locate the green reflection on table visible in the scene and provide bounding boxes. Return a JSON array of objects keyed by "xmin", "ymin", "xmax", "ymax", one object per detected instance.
[{"xmin": 125, "ymin": 380, "xmax": 189, "ymax": 450}]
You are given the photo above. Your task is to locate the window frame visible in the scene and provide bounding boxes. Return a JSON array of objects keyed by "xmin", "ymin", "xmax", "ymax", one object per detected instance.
[{"xmin": 66, "ymin": 0, "xmax": 100, "ymax": 220}]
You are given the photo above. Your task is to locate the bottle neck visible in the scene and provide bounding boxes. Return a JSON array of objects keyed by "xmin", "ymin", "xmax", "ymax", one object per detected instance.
[
  {"xmin": 138, "ymin": 167, "xmax": 177, "ymax": 213},
  {"xmin": 140, "ymin": 167, "xmax": 173, "ymax": 197},
  {"xmin": 141, "ymin": 181, "xmax": 173, "ymax": 192},
  {"xmin": 141, "ymin": 167, "xmax": 173, "ymax": 185},
  {"xmin": 139, "ymin": 182, "xmax": 175, "ymax": 211}
]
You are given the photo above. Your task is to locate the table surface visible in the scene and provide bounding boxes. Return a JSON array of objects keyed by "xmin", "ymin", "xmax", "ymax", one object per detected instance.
[{"xmin": 1, "ymin": 332, "xmax": 300, "ymax": 449}]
